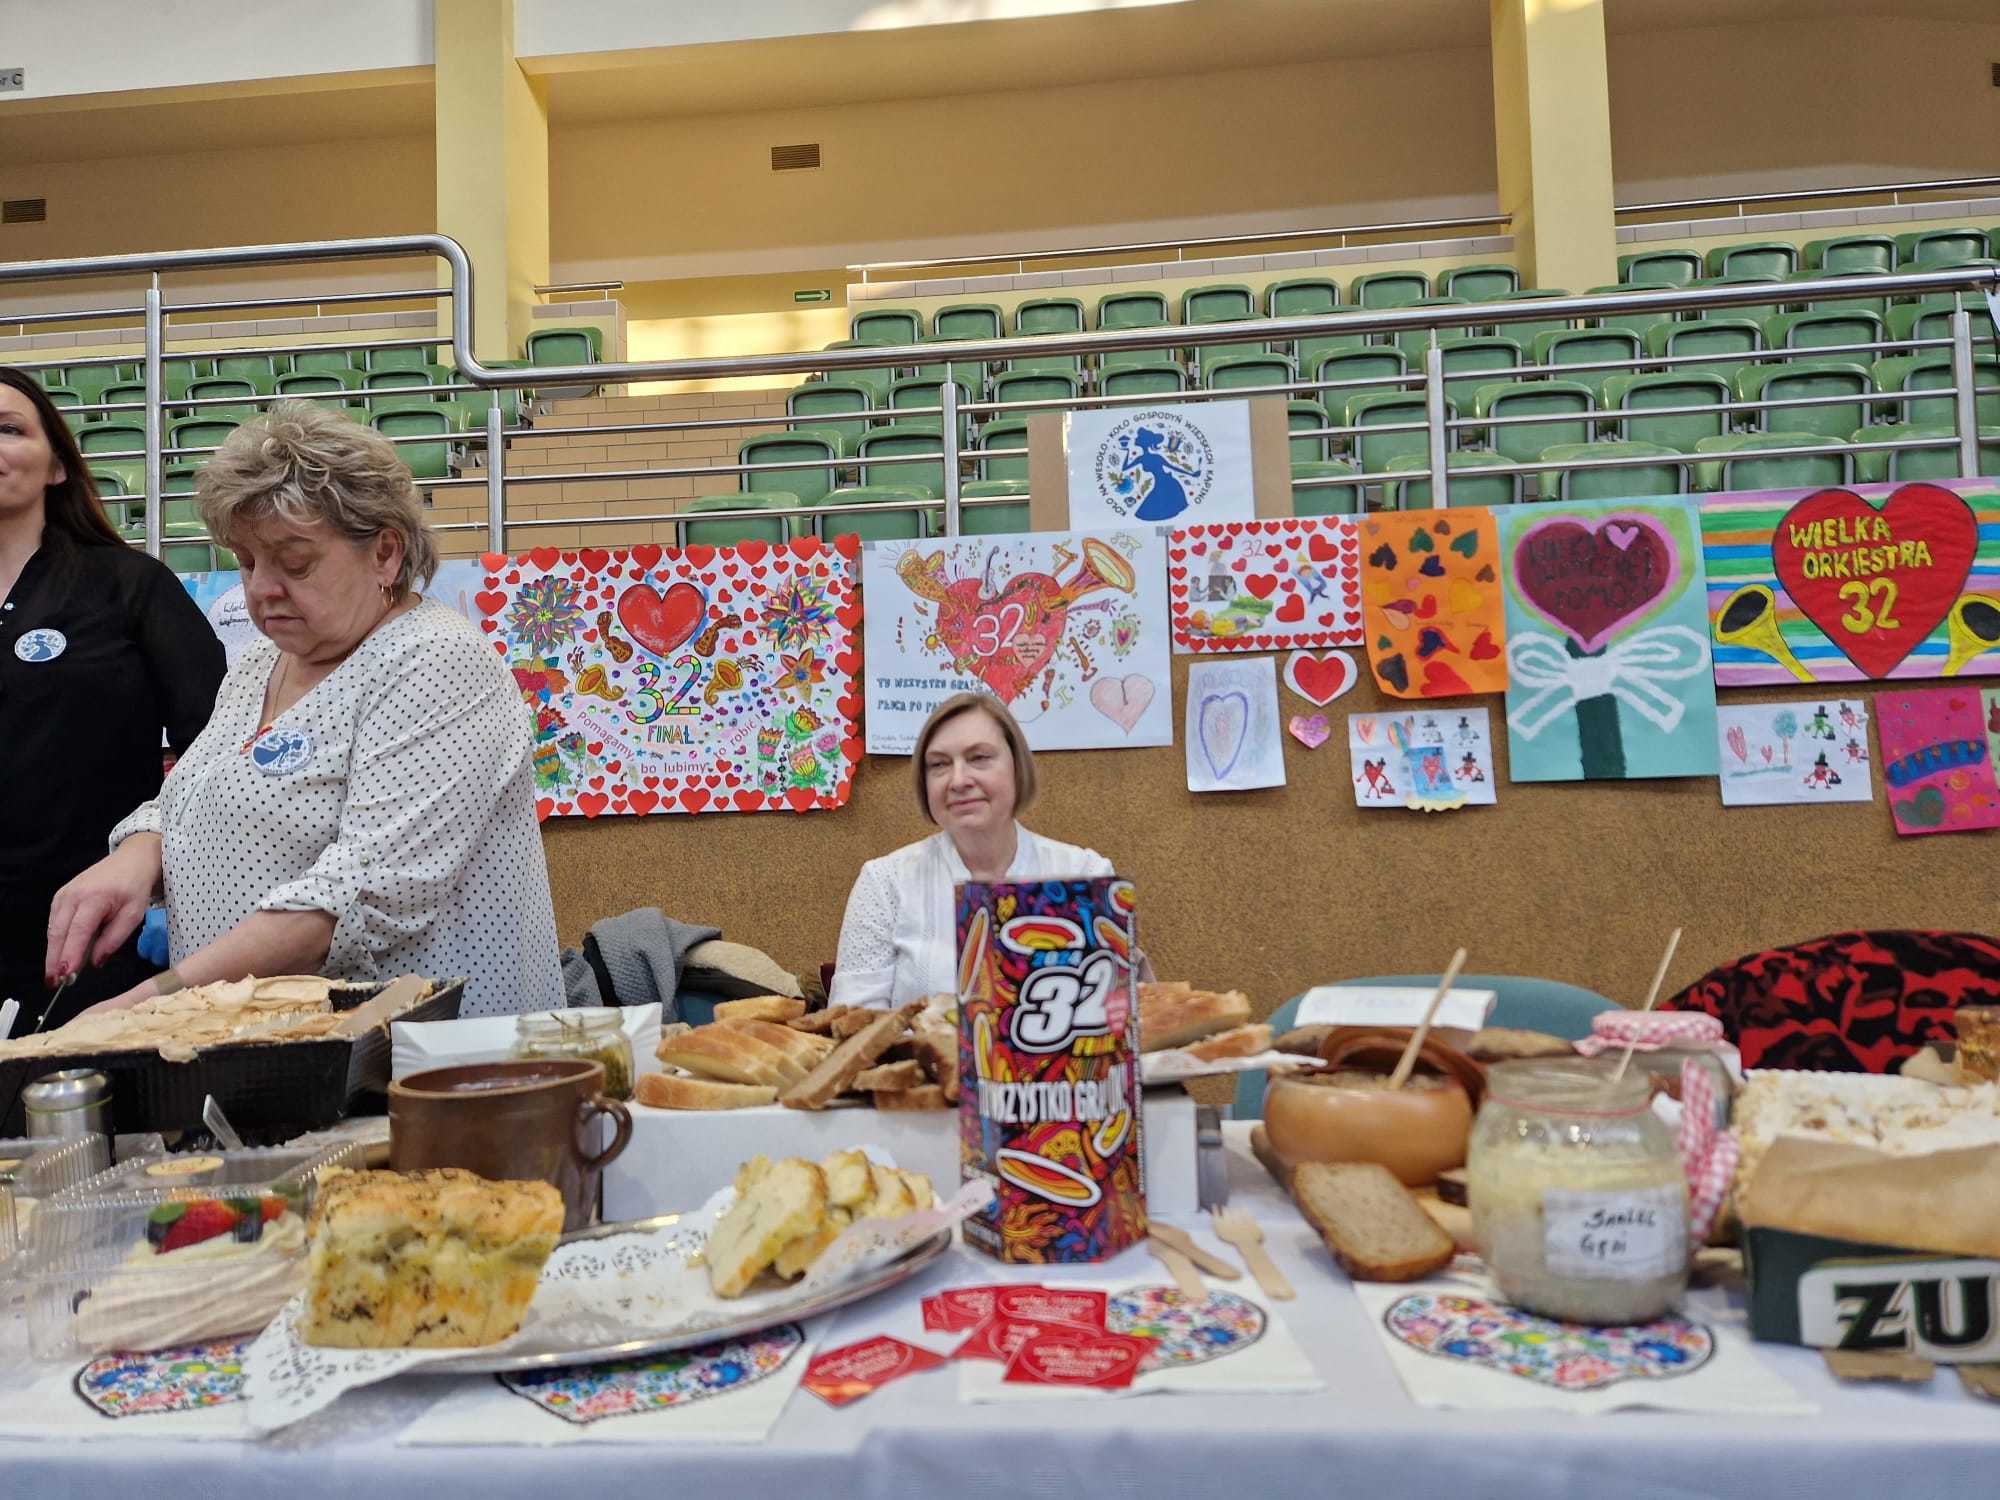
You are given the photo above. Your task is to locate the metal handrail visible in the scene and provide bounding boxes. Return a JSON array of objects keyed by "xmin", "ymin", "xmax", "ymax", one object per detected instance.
[{"xmin": 1616, "ymin": 174, "xmax": 2000, "ymax": 217}]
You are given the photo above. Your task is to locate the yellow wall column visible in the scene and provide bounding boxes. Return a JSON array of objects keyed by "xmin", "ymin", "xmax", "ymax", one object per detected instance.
[
  {"xmin": 434, "ymin": 0, "xmax": 548, "ymax": 361},
  {"xmin": 1490, "ymin": 0, "xmax": 1617, "ymax": 292}
]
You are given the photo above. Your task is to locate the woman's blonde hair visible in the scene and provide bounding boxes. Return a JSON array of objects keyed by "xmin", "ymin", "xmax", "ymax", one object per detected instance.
[
  {"xmin": 911, "ymin": 692, "xmax": 1038, "ymax": 822},
  {"xmin": 196, "ymin": 399, "xmax": 440, "ymax": 598}
]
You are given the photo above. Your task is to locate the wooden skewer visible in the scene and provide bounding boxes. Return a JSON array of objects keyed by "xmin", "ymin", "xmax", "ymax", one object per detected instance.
[
  {"xmin": 1389, "ymin": 947, "xmax": 1468, "ymax": 1091},
  {"xmin": 1609, "ymin": 926, "xmax": 1683, "ymax": 1085}
]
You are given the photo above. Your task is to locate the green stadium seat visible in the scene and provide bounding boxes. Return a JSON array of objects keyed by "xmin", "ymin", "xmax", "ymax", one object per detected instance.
[
  {"xmin": 1601, "ymin": 370, "xmax": 1733, "ymax": 451},
  {"xmin": 989, "ymin": 369, "xmax": 1081, "ymax": 411},
  {"xmin": 274, "ymin": 370, "xmax": 360, "ymax": 408},
  {"xmin": 369, "ymin": 405, "xmax": 461, "ymax": 480},
  {"xmin": 1647, "ymin": 317, "xmax": 1764, "ymax": 380},
  {"xmin": 451, "ymin": 359, "xmax": 532, "ymax": 428},
  {"xmin": 1872, "ymin": 352, "xmax": 2000, "ymax": 428},
  {"xmin": 820, "ymin": 485, "xmax": 931, "ymax": 542},
  {"xmin": 1881, "ymin": 427, "xmax": 2000, "ymax": 481},
  {"xmin": 1287, "ymin": 400, "xmax": 1329, "ymax": 464},
  {"xmin": 1386, "ymin": 449, "xmax": 1520, "ymax": 508},
  {"xmin": 1474, "ymin": 379, "xmax": 1597, "ymax": 466},
  {"xmin": 1735, "ymin": 360, "xmax": 1872, "ymax": 440},
  {"xmin": 1350, "ymin": 270, "xmax": 1430, "ymax": 310},
  {"xmin": 1436, "ymin": 336, "xmax": 1525, "ymax": 426},
  {"xmin": 1204, "ymin": 351, "xmax": 1296, "ymax": 392},
  {"xmin": 818, "ymin": 342, "xmax": 895, "ymax": 407},
  {"xmin": 1534, "ymin": 440, "xmax": 1685, "ymax": 501},
  {"xmin": 1898, "ymin": 228, "xmax": 1990, "ymax": 267},
  {"xmin": 367, "ymin": 345, "xmax": 434, "ymax": 372},
  {"xmin": 1313, "ymin": 349, "xmax": 1410, "ymax": 449},
  {"xmin": 1294, "ymin": 318, "xmax": 1373, "ymax": 372},
  {"xmin": 1692, "ymin": 432, "xmax": 1849, "ymax": 493},
  {"xmin": 1763, "ymin": 309, "xmax": 1885, "ymax": 357},
  {"xmin": 1781, "ymin": 269, "xmax": 1891, "ymax": 325},
  {"xmin": 932, "ymin": 303, "xmax": 1004, "ymax": 341},
  {"xmin": 1438, "ymin": 264, "xmax": 1520, "ymax": 301},
  {"xmin": 211, "ymin": 353, "xmax": 280, "ymax": 383},
  {"xmin": 1180, "ymin": 284, "xmax": 1255, "ymax": 325},
  {"xmin": 93, "ymin": 461, "xmax": 144, "ymax": 498},
  {"xmin": 682, "ymin": 492, "xmax": 800, "ymax": 547},
  {"xmin": 1391, "ymin": 298, "xmax": 1471, "ymax": 356},
  {"xmin": 42, "ymin": 387, "xmax": 82, "ymax": 414},
  {"xmin": 1803, "ymin": 235, "xmax": 1898, "ymax": 274},
  {"xmin": 159, "ymin": 468, "xmax": 201, "ymax": 499},
  {"xmin": 1531, "ymin": 328, "xmax": 1643, "ymax": 397},
  {"xmin": 180, "ymin": 376, "xmax": 262, "ymax": 421},
  {"xmin": 160, "ymin": 358, "xmax": 209, "ymax": 388},
  {"xmin": 1003, "ymin": 338, "xmax": 1084, "ymax": 377},
  {"xmin": 1265, "ymin": 278, "xmax": 1343, "ymax": 318},
  {"xmin": 100, "ymin": 380, "xmax": 170, "ymax": 416},
  {"xmin": 957, "ymin": 479, "xmax": 1031, "ymax": 535},
  {"xmin": 78, "ymin": 420, "xmax": 146, "ymax": 459},
  {"xmin": 912, "ymin": 337, "xmax": 990, "ymax": 400},
  {"xmin": 788, "ymin": 380, "xmax": 874, "ymax": 451},
  {"xmin": 1680, "ymin": 276, "xmax": 1784, "ymax": 327},
  {"xmin": 1706, "ymin": 242, "xmax": 1799, "ymax": 280},
  {"xmin": 1013, "ymin": 298, "xmax": 1085, "ymax": 337},
  {"xmin": 523, "ymin": 327, "xmax": 604, "ymax": 384},
  {"xmin": 1618, "ymin": 248, "xmax": 1702, "ymax": 286},
  {"xmin": 291, "ymin": 348, "xmax": 361, "ymax": 376},
  {"xmin": 364, "ymin": 365, "xmax": 453, "ymax": 395},
  {"xmin": 856, "ymin": 424, "xmax": 945, "ymax": 497},
  {"xmin": 1290, "ymin": 459, "xmax": 1361, "ymax": 516},
  {"xmin": 849, "ymin": 308, "xmax": 921, "ymax": 346},
  {"xmin": 1095, "ymin": 291, "xmax": 1169, "ymax": 330},
  {"xmin": 890, "ymin": 377, "xmax": 974, "ymax": 445},
  {"xmin": 161, "ymin": 540, "xmax": 226, "ymax": 576},
  {"xmin": 1345, "ymin": 391, "xmax": 1431, "ymax": 474},
  {"xmin": 1491, "ymin": 288, "xmax": 1574, "ymax": 347},
  {"xmin": 1889, "ymin": 301, "xmax": 1999, "ymax": 349},
  {"xmin": 975, "ymin": 418, "xmax": 1029, "ymax": 482},
  {"xmin": 1097, "ymin": 346, "xmax": 1183, "ymax": 376},
  {"xmin": 739, "ymin": 429, "xmax": 843, "ymax": 503},
  {"xmin": 89, "ymin": 466, "xmax": 129, "ymax": 497},
  {"xmin": 1585, "ymin": 282, "xmax": 1676, "ymax": 340},
  {"xmin": 1101, "ymin": 362, "xmax": 1185, "ymax": 399}
]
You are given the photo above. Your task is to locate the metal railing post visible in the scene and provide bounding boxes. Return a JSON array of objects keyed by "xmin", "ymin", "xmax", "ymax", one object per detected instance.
[
  {"xmin": 940, "ymin": 378, "xmax": 962, "ymax": 536},
  {"xmin": 484, "ymin": 401, "xmax": 506, "ymax": 553},
  {"xmin": 1422, "ymin": 340, "xmax": 1449, "ymax": 511},
  {"xmin": 1950, "ymin": 305, "xmax": 1980, "ymax": 480},
  {"xmin": 142, "ymin": 274, "xmax": 164, "ymax": 558}
]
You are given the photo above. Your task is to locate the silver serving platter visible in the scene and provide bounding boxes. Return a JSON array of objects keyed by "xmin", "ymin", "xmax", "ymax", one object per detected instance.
[{"xmin": 419, "ymin": 1210, "xmax": 955, "ymax": 1374}]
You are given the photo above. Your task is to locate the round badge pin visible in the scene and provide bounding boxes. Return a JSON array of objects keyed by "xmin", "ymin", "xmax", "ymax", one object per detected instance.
[
  {"xmin": 250, "ymin": 726, "xmax": 313, "ymax": 776},
  {"xmin": 14, "ymin": 627, "xmax": 67, "ymax": 663}
]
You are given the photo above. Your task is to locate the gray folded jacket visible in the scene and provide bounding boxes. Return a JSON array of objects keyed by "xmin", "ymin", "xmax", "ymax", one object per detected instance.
[{"xmin": 559, "ymin": 907, "xmax": 722, "ymax": 1023}]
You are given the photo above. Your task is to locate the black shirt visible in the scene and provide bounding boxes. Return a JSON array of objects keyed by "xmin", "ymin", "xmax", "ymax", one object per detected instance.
[{"xmin": 0, "ymin": 538, "xmax": 225, "ymax": 907}]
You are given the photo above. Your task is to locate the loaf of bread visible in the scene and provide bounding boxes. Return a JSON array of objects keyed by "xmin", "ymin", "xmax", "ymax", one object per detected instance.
[
  {"xmin": 1181, "ymin": 1023, "xmax": 1273, "ymax": 1062},
  {"xmin": 829, "ymin": 1008, "xmax": 881, "ymax": 1040},
  {"xmin": 713, "ymin": 995, "xmax": 808, "ymax": 1025},
  {"xmin": 634, "ymin": 1072, "xmax": 777, "ymax": 1110},
  {"xmin": 782, "ymin": 1005, "xmax": 919, "ymax": 1109},
  {"xmin": 658, "ymin": 1024, "xmax": 807, "ymax": 1089},
  {"xmin": 299, "ymin": 1168, "xmax": 562, "ymax": 1348},
  {"xmin": 1138, "ymin": 983, "xmax": 1252, "ymax": 1052},
  {"xmin": 1292, "ymin": 1161, "xmax": 1455, "ymax": 1283},
  {"xmin": 722, "ymin": 1018, "xmax": 835, "ymax": 1069}
]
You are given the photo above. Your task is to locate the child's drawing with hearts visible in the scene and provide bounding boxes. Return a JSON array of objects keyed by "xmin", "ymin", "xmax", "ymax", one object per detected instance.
[{"xmin": 1512, "ymin": 512, "xmax": 1681, "ymax": 653}]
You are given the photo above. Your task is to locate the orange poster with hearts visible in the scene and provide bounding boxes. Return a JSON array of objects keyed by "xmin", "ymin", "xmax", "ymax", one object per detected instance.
[
  {"xmin": 1358, "ymin": 509, "xmax": 1508, "ymax": 698},
  {"xmin": 471, "ymin": 537, "xmax": 863, "ymax": 819}
]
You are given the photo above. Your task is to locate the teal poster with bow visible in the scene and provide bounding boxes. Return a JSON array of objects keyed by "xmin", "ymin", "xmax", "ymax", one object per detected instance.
[{"xmin": 1499, "ymin": 497, "xmax": 1720, "ymax": 781}]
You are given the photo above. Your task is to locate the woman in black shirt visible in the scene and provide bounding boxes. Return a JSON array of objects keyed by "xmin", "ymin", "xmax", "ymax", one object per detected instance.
[{"xmin": 0, "ymin": 367, "xmax": 225, "ymax": 1031}]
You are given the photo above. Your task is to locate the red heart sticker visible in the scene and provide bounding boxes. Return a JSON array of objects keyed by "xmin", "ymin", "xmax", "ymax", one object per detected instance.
[
  {"xmin": 577, "ymin": 792, "xmax": 609, "ymax": 818},
  {"xmin": 474, "ymin": 590, "xmax": 507, "ymax": 617},
  {"xmin": 528, "ymin": 547, "xmax": 559, "ymax": 571},
  {"xmin": 616, "ymin": 580, "xmax": 705, "ymax": 658},
  {"xmin": 1002, "ymin": 1328, "xmax": 1154, "ymax": 1389},
  {"xmin": 803, "ymin": 1336, "xmax": 947, "ymax": 1409},
  {"xmin": 1284, "ymin": 649, "xmax": 1358, "ymax": 705}
]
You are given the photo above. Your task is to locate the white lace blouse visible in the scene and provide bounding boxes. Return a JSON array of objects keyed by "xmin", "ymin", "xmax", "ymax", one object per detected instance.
[
  {"xmin": 110, "ymin": 598, "xmax": 564, "ymax": 1017},
  {"xmin": 829, "ymin": 825, "xmax": 1116, "ymax": 1010}
]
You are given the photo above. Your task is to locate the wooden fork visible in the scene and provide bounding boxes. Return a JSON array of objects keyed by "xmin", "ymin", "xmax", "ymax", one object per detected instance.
[{"xmin": 1209, "ymin": 1206, "xmax": 1294, "ymax": 1301}]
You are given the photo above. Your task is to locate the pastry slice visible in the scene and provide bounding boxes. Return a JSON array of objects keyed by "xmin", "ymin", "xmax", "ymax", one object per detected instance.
[{"xmin": 706, "ymin": 1158, "xmax": 828, "ymax": 1298}]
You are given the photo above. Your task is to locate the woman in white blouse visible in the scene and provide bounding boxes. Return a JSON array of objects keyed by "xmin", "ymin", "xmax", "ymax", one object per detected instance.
[
  {"xmin": 47, "ymin": 401, "xmax": 562, "ymax": 1018},
  {"xmin": 830, "ymin": 691, "xmax": 1132, "ymax": 1010}
]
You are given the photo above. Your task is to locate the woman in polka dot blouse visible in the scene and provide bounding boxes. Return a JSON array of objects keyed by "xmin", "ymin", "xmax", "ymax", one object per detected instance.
[{"xmin": 47, "ymin": 402, "xmax": 563, "ymax": 1018}]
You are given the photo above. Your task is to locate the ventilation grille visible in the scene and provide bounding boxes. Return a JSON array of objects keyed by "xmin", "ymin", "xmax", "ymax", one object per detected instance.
[
  {"xmin": 3, "ymin": 198, "xmax": 46, "ymax": 225},
  {"xmin": 770, "ymin": 143, "xmax": 821, "ymax": 172}
]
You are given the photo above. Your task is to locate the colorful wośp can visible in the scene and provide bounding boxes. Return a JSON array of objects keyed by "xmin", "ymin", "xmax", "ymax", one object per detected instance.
[{"xmin": 956, "ymin": 876, "xmax": 1146, "ymax": 1264}]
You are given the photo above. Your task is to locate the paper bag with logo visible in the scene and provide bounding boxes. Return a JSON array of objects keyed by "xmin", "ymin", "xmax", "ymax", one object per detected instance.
[
  {"xmin": 956, "ymin": 877, "xmax": 1147, "ymax": 1263},
  {"xmin": 1738, "ymin": 1137, "xmax": 2000, "ymax": 1258}
]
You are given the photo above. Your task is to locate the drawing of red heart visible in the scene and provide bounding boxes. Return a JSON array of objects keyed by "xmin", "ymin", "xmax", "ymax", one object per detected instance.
[
  {"xmin": 586, "ymin": 741, "xmax": 604, "ymax": 755},
  {"xmin": 1770, "ymin": 483, "xmax": 1979, "ymax": 677},
  {"xmin": 554, "ymin": 800, "xmax": 572, "ymax": 814},
  {"xmin": 1470, "ymin": 629, "xmax": 1503, "ymax": 661},
  {"xmin": 1265, "ymin": 544, "xmax": 1284, "ymax": 558},
  {"xmin": 1284, "ymin": 649, "xmax": 1358, "ymax": 705},
  {"xmin": 832, "ymin": 534, "xmax": 861, "ymax": 560},
  {"xmin": 630, "ymin": 543, "xmax": 663, "ymax": 572},
  {"xmin": 732, "ymin": 790, "xmax": 763, "ymax": 812},
  {"xmin": 604, "ymin": 760, "xmax": 622, "ymax": 775},
  {"xmin": 1245, "ymin": 574, "xmax": 1278, "ymax": 600},
  {"xmin": 1169, "ymin": 567, "xmax": 1188, "ymax": 582},
  {"xmin": 1307, "ymin": 532, "xmax": 1345, "ymax": 564},
  {"xmin": 577, "ymin": 792, "xmax": 609, "ymax": 818},
  {"xmin": 479, "ymin": 620, "xmax": 496, "ymax": 634},
  {"xmin": 475, "ymin": 590, "xmax": 506, "ymax": 616},
  {"xmin": 933, "ymin": 573, "xmax": 1069, "ymax": 703},
  {"xmin": 491, "ymin": 641, "xmax": 506, "ymax": 656},
  {"xmin": 481, "ymin": 552, "xmax": 508, "ymax": 572},
  {"xmin": 535, "ymin": 798, "xmax": 553, "ymax": 821},
  {"xmin": 1190, "ymin": 542, "xmax": 1207, "ymax": 556},
  {"xmin": 1514, "ymin": 512, "xmax": 1677, "ymax": 652},
  {"xmin": 529, "ymin": 547, "xmax": 559, "ymax": 571},
  {"xmin": 617, "ymin": 580, "xmax": 705, "ymax": 657},
  {"xmin": 1422, "ymin": 659, "xmax": 1473, "ymax": 696},
  {"xmin": 1276, "ymin": 595, "xmax": 1305, "ymax": 624},
  {"xmin": 785, "ymin": 787, "xmax": 815, "ymax": 812},
  {"xmin": 626, "ymin": 790, "xmax": 659, "ymax": 815},
  {"xmin": 679, "ymin": 787, "xmax": 711, "ymax": 814}
]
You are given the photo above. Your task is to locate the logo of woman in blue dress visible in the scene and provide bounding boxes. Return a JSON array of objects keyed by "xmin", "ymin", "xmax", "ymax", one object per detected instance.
[
  {"xmin": 13, "ymin": 627, "xmax": 66, "ymax": 662},
  {"xmin": 249, "ymin": 726, "xmax": 313, "ymax": 776},
  {"xmin": 1093, "ymin": 412, "xmax": 1216, "ymax": 522}
]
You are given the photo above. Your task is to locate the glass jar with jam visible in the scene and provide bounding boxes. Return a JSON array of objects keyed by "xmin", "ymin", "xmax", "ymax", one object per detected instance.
[
  {"xmin": 1467, "ymin": 1058, "xmax": 1690, "ymax": 1325},
  {"xmin": 512, "ymin": 1009, "xmax": 634, "ymax": 1101}
]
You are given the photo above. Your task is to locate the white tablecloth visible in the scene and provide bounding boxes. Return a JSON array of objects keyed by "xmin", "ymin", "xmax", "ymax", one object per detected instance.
[{"xmin": 2, "ymin": 1125, "xmax": 1993, "ymax": 1500}]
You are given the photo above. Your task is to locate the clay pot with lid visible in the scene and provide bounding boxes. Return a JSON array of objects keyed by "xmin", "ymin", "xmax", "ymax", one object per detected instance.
[{"xmin": 1262, "ymin": 1027, "xmax": 1487, "ymax": 1187}]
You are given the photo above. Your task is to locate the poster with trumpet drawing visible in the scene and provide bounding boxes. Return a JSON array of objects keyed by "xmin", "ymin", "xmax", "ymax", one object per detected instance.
[
  {"xmin": 1701, "ymin": 480, "xmax": 2000, "ymax": 686},
  {"xmin": 861, "ymin": 529, "xmax": 1173, "ymax": 753},
  {"xmin": 1715, "ymin": 700, "xmax": 1874, "ymax": 807}
]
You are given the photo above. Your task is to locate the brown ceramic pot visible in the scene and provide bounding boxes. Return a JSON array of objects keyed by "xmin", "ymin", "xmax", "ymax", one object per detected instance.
[
  {"xmin": 389, "ymin": 1058, "xmax": 633, "ymax": 1232},
  {"xmin": 1262, "ymin": 1027, "xmax": 1486, "ymax": 1187}
]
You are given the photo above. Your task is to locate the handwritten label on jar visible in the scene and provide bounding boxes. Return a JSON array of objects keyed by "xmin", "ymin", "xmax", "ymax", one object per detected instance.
[{"xmin": 1542, "ymin": 1184, "xmax": 1686, "ymax": 1281}]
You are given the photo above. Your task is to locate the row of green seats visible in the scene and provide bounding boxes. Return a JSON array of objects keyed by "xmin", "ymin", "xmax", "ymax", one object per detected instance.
[
  {"xmin": 679, "ymin": 481, "xmax": 1030, "ymax": 546},
  {"xmin": 79, "ymin": 400, "xmax": 482, "ymax": 491},
  {"xmin": 1620, "ymin": 227, "xmax": 1998, "ymax": 284}
]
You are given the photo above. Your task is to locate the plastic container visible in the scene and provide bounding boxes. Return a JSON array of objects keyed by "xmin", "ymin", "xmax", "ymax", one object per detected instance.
[
  {"xmin": 56, "ymin": 1141, "xmax": 361, "ymax": 1200},
  {"xmin": 1467, "ymin": 1058, "xmax": 1690, "ymax": 1325},
  {"xmin": 513, "ymin": 1008, "xmax": 635, "ymax": 1101},
  {"xmin": 17, "ymin": 1140, "xmax": 363, "ymax": 1358},
  {"xmin": 0, "ymin": 1135, "xmax": 112, "ymax": 1198}
]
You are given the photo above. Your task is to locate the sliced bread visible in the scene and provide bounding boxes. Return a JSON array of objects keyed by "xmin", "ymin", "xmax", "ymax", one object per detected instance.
[
  {"xmin": 714, "ymin": 995, "xmax": 808, "ymax": 1025},
  {"xmin": 633, "ymin": 1072, "xmax": 778, "ymax": 1110},
  {"xmin": 1138, "ymin": 984, "xmax": 1252, "ymax": 1052},
  {"xmin": 853, "ymin": 1059, "xmax": 927, "ymax": 1092},
  {"xmin": 1181, "ymin": 1022, "xmax": 1273, "ymax": 1062},
  {"xmin": 706, "ymin": 1157, "xmax": 828, "ymax": 1298},
  {"xmin": 658, "ymin": 1024, "xmax": 806, "ymax": 1089},
  {"xmin": 1292, "ymin": 1161, "xmax": 1455, "ymax": 1283}
]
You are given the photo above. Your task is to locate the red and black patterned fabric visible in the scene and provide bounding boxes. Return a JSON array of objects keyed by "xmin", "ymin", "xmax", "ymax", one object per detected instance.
[{"xmin": 1664, "ymin": 930, "xmax": 2000, "ymax": 1072}]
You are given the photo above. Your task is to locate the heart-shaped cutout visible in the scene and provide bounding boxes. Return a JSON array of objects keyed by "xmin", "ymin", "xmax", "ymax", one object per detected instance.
[
  {"xmin": 1284, "ymin": 649, "xmax": 1358, "ymax": 705},
  {"xmin": 76, "ymin": 1336, "xmax": 251, "ymax": 1418},
  {"xmin": 500, "ymin": 1326, "xmax": 804, "ymax": 1425},
  {"xmin": 1383, "ymin": 1292, "xmax": 1714, "ymax": 1391},
  {"xmin": 1089, "ymin": 673, "xmax": 1155, "ymax": 733},
  {"xmin": 1513, "ymin": 512, "xmax": 1678, "ymax": 652},
  {"xmin": 1287, "ymin": 712, "xmax": 1332, "ymax": 749},
  {"xmin": 1107, "ymin": 1286, "xmax": 1267, "ymax": 1371},
  {"xmin": 616, "ymin": 581, "xmax": 705, "ymax": 659}
]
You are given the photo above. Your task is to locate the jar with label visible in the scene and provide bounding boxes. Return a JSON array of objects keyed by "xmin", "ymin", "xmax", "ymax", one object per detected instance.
[
  {"xmin": 512, "ymin": 1010, "xmax": 633, "ymax": 1101},
  {"xmin": 1467, "ymin": 1058, "xmax": 1689, "ymax": 1325}
]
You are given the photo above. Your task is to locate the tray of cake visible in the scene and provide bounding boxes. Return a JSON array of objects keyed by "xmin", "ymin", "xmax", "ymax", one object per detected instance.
[{"xmin": 0, "ymin": 974, "xmax": 463, "ymax": 1135}]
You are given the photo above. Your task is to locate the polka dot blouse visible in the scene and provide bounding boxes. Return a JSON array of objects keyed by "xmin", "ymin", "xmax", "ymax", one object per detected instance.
[{"xmin": 110, "ymin": 598, "xmax": 564, "ymax": 1017}]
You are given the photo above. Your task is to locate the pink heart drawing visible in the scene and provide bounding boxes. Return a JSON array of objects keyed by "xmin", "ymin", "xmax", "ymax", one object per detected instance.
[
  {"xmin": 1089, "ymin": 673, "xmax": 1155, "ymax": 733},
  {"xmin": 1354, "ymin": 717, "xmax": 1377, "ymax": 744},
  {"xmin": 1283, "ymin": 649, "xmax": 1358, "ymax": 706},
  {"xmin": 1288, "ymin": 713, "xmax": 1332, "ymax": 749}
]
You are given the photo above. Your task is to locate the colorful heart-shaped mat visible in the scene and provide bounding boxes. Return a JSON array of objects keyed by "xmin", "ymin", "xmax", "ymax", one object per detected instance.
[
  {"xmin": 1107, "ymin": 1286, "xmax": 1265, "ymax": 1371},
  {"xmin": 498, "ymin": 1324, "xmax": 805, "ymax": 1425},
  {"xmin": 75, "ymin": 1336, "xmax": 252, "ymax": 1419},
  {"xmin": 1383, "ymin": 1293, "xmax": 1713, "ymax": 1391}
]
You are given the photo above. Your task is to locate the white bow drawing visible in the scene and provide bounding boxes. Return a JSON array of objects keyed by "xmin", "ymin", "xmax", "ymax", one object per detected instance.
[{"xmin": 1507, "ymin": 625, "xmax": 1712, "ymax": 740}]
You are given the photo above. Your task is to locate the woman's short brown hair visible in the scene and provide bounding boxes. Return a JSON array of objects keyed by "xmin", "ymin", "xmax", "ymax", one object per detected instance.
[{"xmin": 911, "ymin": 692, "xmax": 1038, "ymax": 823}]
